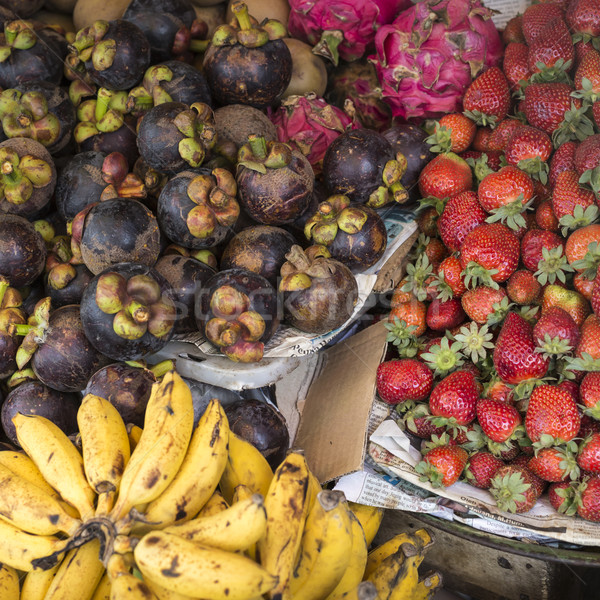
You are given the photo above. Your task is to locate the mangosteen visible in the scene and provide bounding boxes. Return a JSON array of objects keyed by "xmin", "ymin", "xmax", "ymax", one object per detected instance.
[
  {"xmin": 0, "ymin": 0, "xmax": 43, "ymax": 18},
  {"xmin": 45, "ymin": 263, "xmax": 93, "ymax": 308},
  {"xmin": 383, "ymin": 124, "xmax": 434, "ymax": 202},
  {"xmin": 136, "ymin": 101, "xmax": 217, "ymax": 174},
  {"xmin": 80, "ymin": 262, "xmax": 177, "ymax": 361},
  {"xmin": 0, "ymin": 82, "xmax": 76, "ymax": 156},
  {"xmin": 220, "ymin": 225, "xmax": 296, "ymax": 286},
  {"xmin": 279, "ymin": 245, "xmax": 358, "ymax": 333},
  {"xmin": 154, "ymin": 253, "xmax": 216, "ymax": 334},
  {"xmin": 162, "ymin": 244, "xmax": 218, "ymax": 271},
  {"xmin": 0, "ymin": 137, "xmax": 56, "ymax": 220},
  {"xmin": 127, "ymin": 62, "xmax": 212, "ymax": 117},
  {"xmin": 195, "ymin": 268, "xmax": 280, "ymax": 363},
  {"xmin": 0, "ymin": 214, "xmax": 46, "ymax": 287},
  {"xmin": 236, "ymin": 135, "xmax": 314, "ymax": 225},
  {"xmin": 224, "ymin": 398, "xmax": 290, "ymax": 469},
  {"xmin": 84, "ymin": 361, "xmax": 157, "ymax": 428},
  {"xmin": 70, "ymin": 198, "xmax": 161, "ymax": 275},
  {"xmin": 1, "ymin": 380, "xmax": 79, "ymax": 447},
  {"xmin": 65, "ymin": 19, "xmax": 151, "ymax": 91},
  {"xmin": 0, "ymin": 276, "xmax": 25, "ymax": 379},
  {"xmin": 304, "ymin": 195, "xmax": 387, "ymax": 273},
  {"xmin": 202, "ymin": 2, "xmax": 292, "ymax": 109},
  {"xmin": 323, "ymin": 128, "xmax": 409, "ymax": 208},
  {"xmin": 157, "ymin": 168, "xmax": 239, "ymax": 250},
  {"xmin": 0, "ymin": 21, "xmax": 67, "ymax": 88}
]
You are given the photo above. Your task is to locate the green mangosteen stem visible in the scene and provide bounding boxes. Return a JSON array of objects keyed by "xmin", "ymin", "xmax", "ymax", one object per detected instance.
[
  {"xmin": 149, "ymin": 360, "xmax": 175, "ymax": 379},
  {"xmin": 126, "ymin": 300, "xmax": 150, "ymax": 324},
  {"xmin": 0, "ymin": 277, "xmax": 8, "ymax": 306},
  {"xmin": 189, "ymin": 39, "xmax": 210, "ymax": 53},
  {"xmin": 1, "ymin": 160, "xmax": 18, "ymax": 183},
  {"xmin": 247, "ymin": 135, "xmax": 267, "ymax": 160},
  {"xmin": 232, "ymin": 2, "xmax": 252, "ymax": 31},
  {"xmin": 13, "ymin": 323, "xmax": 33, "ymax": 336}
]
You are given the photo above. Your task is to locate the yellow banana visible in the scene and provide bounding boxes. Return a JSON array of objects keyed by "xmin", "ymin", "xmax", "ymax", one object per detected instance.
[
  {"xmin": 44, "ymin": 538, "xmax": 105, "ymax": 600},
  {"xmin": 257, "ymin": 449, "xmax": 310, "ymax": 600},
  {"xmin": 144, "ymin": 576, "xmax": 195, "ymax": 600},
  {"xmin": 196, "ymin": 489, "xmax": 229, "ymax": 518},
  {"xmin": 142, "ymin": 398, "xmax": 229, "ymax": 528},
  {"xmin": 325, "ymin": 511, "xmax": 369, "ymax": 600},
  {"xmin": 0, "ymin": 450, "xmax": 59, "ymax": 497},
  {"xmin": 339, "ymin": 581, "xmax": 378, "ymax": 600},
  {"xmin": 134, "ymin": 530, "xmax": 278, "ymax": 600},
  {"xmin": 127, "ymin": 425, "xmax": 143, "ymax": 452},
  {"xmin": 219, "ymin": 431, "xmax": 273, "ymax": 505},
  {"xmin": 91, "ymin": 572, "xmax": 111, "ymax": 600},
  {"xmin": 288, "ymin": 490, "xmax": 353, "ymax": 600},
  {"xmin": 19, "ymin": 562, "xmax": 60, "ymax": 600},
  {"xmin": 364, "ymin": 528, "xmax": 433, "ymax": 580},
  {"xmin": 13, "ymin": 413, "xmax": 96, "ymax": 521},
  {"xmin": 78, "ymin": 394, "xmax": 131, "ymax": 517},
  {"xmin": 232, "ymin": 484, "xmax": 258, "ymax": 560},
  {"xmin": 398, "ymin": 570, "xmax": 443, "ymax": 600},
  {"xmin": 348, "ymin": 502, "xmax": 385, "ymax": 548},
  {"xmin": 110, "ymin": 573, "xmax": 159, "ymax": 600},
  {"xmin": 0, "ymin": 562, "xmax": 19, "ymax": 600},
  {"xmin": 164, "ymin": 493, "xmax": 267, "ymax": 552},
  {"xmin": 0, "ymin": 518, "xmax": 69, "ymax": 572},
  {"xmin": 110, "ymin": 371, "xmax": 194, "ymax": 524},
  {"xmin": 306, "ymin": 470, "xmax": 322, "ymax": 513}
]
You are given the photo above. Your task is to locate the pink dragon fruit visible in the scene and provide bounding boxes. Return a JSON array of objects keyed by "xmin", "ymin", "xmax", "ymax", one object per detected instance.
[
  {"xmin": 369, "ymin": 0, "xmax": 504, "ymax": 120},
  {"xmin": 287, "ymin": 0, "xmax": 413, "ymax": 66},
  {"xmin": 269, "ymin": 93, "xmax": 361, "ymax": 175}
]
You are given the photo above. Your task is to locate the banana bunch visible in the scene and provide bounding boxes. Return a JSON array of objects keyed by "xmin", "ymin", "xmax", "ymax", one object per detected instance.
[{"xmin": 0, "ymin": 369, "xmax": 440, "ymax": 600}]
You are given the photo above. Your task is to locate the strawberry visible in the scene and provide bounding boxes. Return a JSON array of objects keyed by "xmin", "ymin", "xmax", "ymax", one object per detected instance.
[
  {"xmin": 533, "ymin": 306, "xmax": 581, "ymax": 355},
  {"xmin": 459, "ymin": 223, "xmax": 520, "ymax": 287},
  {"xmin": 527, "ymin": 446, "xmax": 580, "ymax": 482},
  {"xmin": 477, "ymin": 166, "xmax": 535, "ymax": 213},
  {"xmin": 493, "ymin": 312, "xmax": 550, "ymax": 385},
  {"xmin": 418, "ymin": 152, "xmax": 473, "ymax": 200},
  {"xmin": 461, "ymin": 285, "xmax": 507, "ymax": 324},
  {"xmin": 486, "ymin": 118, "xmax": 525, "ymax": 152},
  {"xmin": 498, "ymin": 441, "xmax": 522, "ymax": 462},
  {"xmin": 525, "ymin": 384, "xmax": 581, "ymax": 446},
  {"xmin": 425, "ymin": 297, "xmax": 466, "ymax": 332},
  {"xmin": 573, "ymin": 134, "xmax": 600, "ymax": 177},
  {"xmin": 472, "ymin": 126, "xmax": 493, "ymax": 152},
  {"xmin": 558, "ymin": 379, "xmax": 581, "ymax": 403},
  {"xmin": 416, "ymin": 444, "xmax": 468, "ymax": 488},
  {"xmin": 549, "ymin": 141, "xmax": 578, "ymax": 188},
  {"xmin": 580, "ymin": 414, "xmax": 600, "ymax": 438},
  {"xmin": 504, "ymin": 126, "xmax": 553, "ymax": 184},
  {"xmin": 566, "ymin": 0, "xmax": 600, "ymax": 37},
  {"xmin": 390, "ymin": 279, "xmax": 413, "ymax": 306},
  {"xmin": 429, "ymin": 370, "xmax": 479, "ymax": 427},
  {"xmin": 520, "ymin": 229, "xmax": 564, "ymax": 273},
  {"xmin": 462, "ymin": 67, "xmax": 511, "ymax": 127},
  {"xmin": 416, "ymin": 205, "xmax": 440, "ymax": 238},
  {"xmin": 580, "ymin": 371, "xmax": 600, "ymax": 419},
  {"xmin": 427, "ymin": 113, "xmax": 477, "ymax": 154},
  {"xmin": 460, "ymin": 150, "xmax": 503, "ymax": 174},
  {"xmin": 574, "ymin": 475, "xmax": 600, "ymax": 521},
  {"xmin": 484, "ymin": 377, "xmax": 514, "ymax": 404},
  {"xmin": 591, "ymin": 265, "xmax": 600, "ymax": 316},
  {"xmin": 577, "ymin": 433, "xmax": 600, "ymax": 473},
  {"xmin": 573, "ymin": 49, "xmax": 600, "ymax": 129},
  {"xmin": 490, "ymin": 464, "xmax": 542, "ymax": 513},
  {"xmin": 464, "ymin": 451, "xmax": 504, "ymax": 489},
  {"xmin": 527, "ymin": 15, "xmax": 574, "ymax": 73},
  {"xmin": 522, "ymin": 3, "xmax": 565, "ymax": 45},
  {"xmin": 434, "ymin": 255, "xmax": 466, "ymax": 300},
  {"xmin": 502, "ymin": 15, "xmax": 525, "ymax": 45},
  {"xmin": 535, "ymin": 199, "xmax": 560, "ymax": 231},
  {"xmin": 503, "ymin": 42, "xmax": 532, "ymax": 91},
  {"xmin": 575, "ymin": 313, "xmax": 600, "ymax": 361},
  {"xmin": 376, "ymin": 358, "xmax": 433, "ymax": 405},
  {"xmin": 551, "ymin": 170, "xmax": 597, "ymax": 226},
  {"xmin": 542, "ymin": 284, "xmax": 591, "ymax": 327},
  {"xmin": 437, "ymin": 191, "xmax": 487, "ymax": 253},
  {"xmin": 565, "ymin": 224, "xmax": 600, "ymax": 269},
  {"xmin": 388, "ymin": 299, "xmax": 427, "ymax": 338},
  {"xmin": 476, "ymin": 398, "xmax": 523, "ymax": 444},
  {"xmin": 506, "ymin": 270, "xmax": 541, "ymax": 305},
  {"xmin": 422, "ymin": 236, "xmax": 448, "ymax": 268},
  {"xmin": 522, "ymin": 83, "xmax": 582, "ymax": 136},
  {"xmin": 548, "ymin": 481, "xmax": 574, "ymax": 512},
  {"xmin": 401, "ymin": 402, "xmax": 445, "ymax": 440}
]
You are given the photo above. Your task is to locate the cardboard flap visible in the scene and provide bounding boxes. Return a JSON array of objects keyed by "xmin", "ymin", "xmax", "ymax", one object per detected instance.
[{"xmin": 294, "ymin": 320, "xmax": 389, "ymax": 483}]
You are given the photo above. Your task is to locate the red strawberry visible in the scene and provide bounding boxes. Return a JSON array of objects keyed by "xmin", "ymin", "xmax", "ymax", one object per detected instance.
[
  {"xmin": 575, "ymin": 475, "xmax": 600, "ymax": 521},
  {"xmin": 527, "ymin": 16, "xmax": 574, "ymax": 74},
  {"xmin": 573, "ymin": 49, "xmax": 600, "ymax": 128},
  {"xmin": 472, "ymin": 126, "xmax": 493, "ymax": 152},
  {"xmin": 461, "ymin": 285, "xmax": 507, "ymax": 324},
  {"xmin": 525, "ymin": 385, "xmax": 581, "ymax": 446},
  {"xmin": 527, "ymin": 446, "xmax": 580, "ymax": 482},
  {"xmin": 504, "ymin": 127, "xmax": 553, "ymax": 183},
  {"xmin": 462, "ymin": 67, "xmax": 511, "ymax": 127},
  {"xmin": 506, "ymin": 270, "xmax": 541, "ymax": 305},
  {"xmin": 503, "ymin": 42, "xmax": 532, "ymax": 91},
  {"xmin": 485, "ymin": 378, "xmax": 514, "ymax": 404},
  {"xmin": 459, "ymin": 150, "xmax": 503, "ymax": 173},
  {"xmin": 459, "ymin": 223, "xmax": 520, "ymax": 286},
  {"xmin": 464, "ymin": 451, "xmax": 504, "ymax": 489},
  {"xmin": 498, "ymin": 441, "xmax": 522, "ymax": 462},
  {"xmin": 434, "ymin": 255, "xmax": 466, "ymax": 300},
  {"xmin": 422, "ymin": 237, "xmax": 448, "ymax": 268},
  {"xmin": 477, "ymin": 166, "xmax": 535, "ymax": 213},
  {"xmin": 428, "ymin": 113, "xmax": 477, "ymax": 154},
  {"xmin": 425, "ymin": 297, "xmax": 466, "ymax": 332},
  {"xmin": 576, "ymin": 271, "xmax": 596, "ymax": 300},
  {"xmin": 376, "ymin": 359, "xmax": 433, "ymax": 405},
  {"xmin": 580, "ymin": 414, "xmax": 600, "ymax": 437},
  {"xmin": 486, "ymin": 118, "xmax": 525, "ymax": 152},
  {"xmin": 535, "ymin": 199, "xmax": 560, "ymax": 231},
  {"xmin": 476, "ymin": 398, "xmax": 522, "ymax": 444},
  {"xmin": 429, "ymin": 370, "xmax": 479, "ymax": 427},
  {"xmin": 402, "ymin": 403, "xmax": 445, "ymax": 440},
  {"xmin": 575, "ymin": 313, "xmax": 600, "ymax": 359},
  {"xmin": 437, "ymin": 191, "xmax": 487, "ymax": 253},
  {"xmin": 522, "ymin": 83, "xmax": 582, "ymax": 135},
  {"xmin": 416, "ymin": 444, "xmax": 468, "ymax": 488},
  {"xmin": 548, "ymin": 481, "xmax": 573, "ymax": 512},
  {"xmin": 533, "ymin": 306, "xmax": 581, "ymax": 354},
  {"xmin": 520, "ymin": 229, "xmax": 564, "ymax": 272},
  {"xmin": 558, "ymin": 380, "xmax": 581, "ymax": 403},
  {"xmin": 493, "ymin": 312, "xmax": 550, "ymax": 385},
  {"xmin": 418, "ymin": 152, "xmax": 473, "ymax": 200},
  {"xmin": 542, "ymin": 284, "xmax": 591, "ymax": 327},
  {"xmin": 591, "ymin": 265, "xmax": 600, "ymax": 316},
  {"xmin": 577, "ymin": 433, "xmax": 600, "ymax": 473},
  {"xmin": 580, "ymin": 372, "xmax": 600, "ymax": 419},
  {"xmin": 565, "ymin": 224, "xmax": 600, "ymax": 269},
  {"xmin": 502, "ymin": 15, "xmax": 525, "ymax": 44},
  {"xmin": 490, "ymin": 464, "xmax": 542, "ymax": 513},
  {"xmin": 522, "ymin": 3, "xmax": 565, "ymax": 45},
  {"xmin": 549, "ymin": 141, "xmax": 578, "ymax": 187},
  {"xmin": 566, "ymin": 0, "xmax": 600, "ymax": 37},
  {"xmin": 551, "ymin": 170, "xmax": 597, "ymax": 223},
  {"xmin": 573, "ymin": 135, "xmax": 600, "ymax": 193}
]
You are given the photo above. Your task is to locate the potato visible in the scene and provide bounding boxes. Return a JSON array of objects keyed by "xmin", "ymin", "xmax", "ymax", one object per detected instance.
[
  {"xmin": 72, "ymin": 0, "xmax": 129, "ymax": 31},
  {"xmin": 282, "ymin": 38, "xmax": 328, "ymax": 98}
]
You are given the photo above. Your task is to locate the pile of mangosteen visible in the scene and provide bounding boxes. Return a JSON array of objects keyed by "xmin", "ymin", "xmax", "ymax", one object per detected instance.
[{"xmin": 0, "ymin": 0, "xmax": 433, "ymax": 460}]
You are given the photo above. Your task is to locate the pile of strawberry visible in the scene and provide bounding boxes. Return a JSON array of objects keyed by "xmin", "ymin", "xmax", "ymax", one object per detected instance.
[{"xmin": 375, "ymin": 0, "xmax": 600, "ymax": 522}]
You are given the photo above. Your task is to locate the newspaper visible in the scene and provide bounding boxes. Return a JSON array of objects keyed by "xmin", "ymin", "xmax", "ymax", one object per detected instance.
[
  {"xmin": 344, "ymin": 419, "xmax": 600, "ymax": 546},
  {"xmin": 485, "ymin": 0, "xmax": 531, "ymax": 29},
  {"xmin": 171, "ymin": 205, "xmax": 417, "ymax": 359}
]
